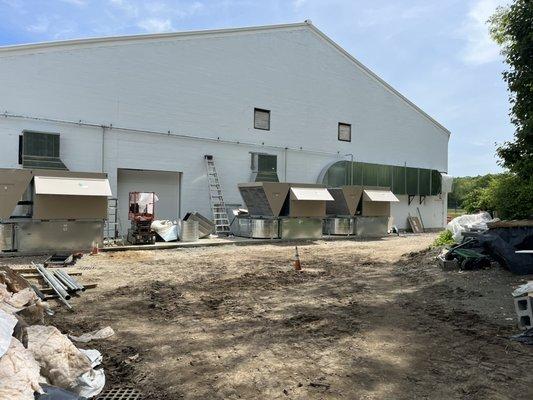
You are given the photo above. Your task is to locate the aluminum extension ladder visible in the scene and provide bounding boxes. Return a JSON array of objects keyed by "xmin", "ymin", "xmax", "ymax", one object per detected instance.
[
  {"xmin": 104, "ymin": 197, "xmax": 122, "ymax": 243},
  {"xmin": 204, "ymin": 155, "xmax": 231, "ymax": 235}
]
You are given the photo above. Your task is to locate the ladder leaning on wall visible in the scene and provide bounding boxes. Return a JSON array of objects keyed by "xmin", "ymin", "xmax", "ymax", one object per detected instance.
[
  {"xmin": 204, "ymin": 155, "xmax": 231, "ymax": 236},
  {"xmin": 104, "ymin": 197, "xmax": 122, "ymax": 244}
]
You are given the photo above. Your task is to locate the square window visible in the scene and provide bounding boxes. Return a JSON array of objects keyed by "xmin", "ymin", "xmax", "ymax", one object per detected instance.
[
  {"xmin": 254, "ymin": 108, "xmax": 270, "ymax": 131},
  {"xmin": 338, "ymin": 123, "xmax": 351, "ymax": 142}
]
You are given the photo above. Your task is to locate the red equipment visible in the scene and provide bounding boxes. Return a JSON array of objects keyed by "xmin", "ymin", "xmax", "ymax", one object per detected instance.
[{"xmin": 127, "ymin": 192, "xmax": 157, "ymax": 245}]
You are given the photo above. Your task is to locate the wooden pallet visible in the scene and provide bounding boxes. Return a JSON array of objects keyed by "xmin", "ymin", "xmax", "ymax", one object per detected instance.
[{"xmin": 407, "ymin": 216, "xmax": 424, "ymax": 233}]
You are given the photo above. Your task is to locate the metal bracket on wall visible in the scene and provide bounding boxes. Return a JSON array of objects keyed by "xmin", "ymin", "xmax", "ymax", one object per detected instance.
[
  {"xmin": 408, "ymin": 195, "xmax": 416, "ymax": 206},
  {"xmin": 419, "ymin": 195, "xmax": 426, "ymax": 205}
]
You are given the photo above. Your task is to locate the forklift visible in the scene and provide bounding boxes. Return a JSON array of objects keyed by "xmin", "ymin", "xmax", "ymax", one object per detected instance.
[{"xmin": 127, "ymin": 192, "xmax": 157, "ymax": 245}]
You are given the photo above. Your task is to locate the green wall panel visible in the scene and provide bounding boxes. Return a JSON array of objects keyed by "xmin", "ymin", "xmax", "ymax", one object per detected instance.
[
  {"xmin": 377, "ymin": 164, "xmax": 392, "ymax": 188},
  {"xmin": 320, "ymin": 161, "xmax": 442, "ymax": 197},
  {"xmin": 419, "ymin": 169, "xmax": 431, "ymax": 195},
  {"xmin": 362, "ymin": 163, "xmax": 379, "ymax": 186},
  {"xmin": 392, "ymin": 166, "xmax": 406, "ymax": 195},
  {"xmin": 405, "ymin": 167, "xmax": 419, "ymax": 195}
]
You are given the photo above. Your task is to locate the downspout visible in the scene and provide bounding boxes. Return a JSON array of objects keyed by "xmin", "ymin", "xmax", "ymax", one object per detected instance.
[
  {"xmin": 284, "ymin": 147, "xmax": 288, "ymax": 182},
  {"xmin": 101, "ymin": 126, "xmax": 105, "ymax": 173}
]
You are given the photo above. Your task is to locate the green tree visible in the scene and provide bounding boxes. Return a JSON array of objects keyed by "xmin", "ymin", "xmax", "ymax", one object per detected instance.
[
  {"xmin": 489, "ymin": 0, "xmax": 533, "ymax": 178},
  {"xmin": 484, "ymin": 174, "xmax": 533, "ymax": 219},
  {"xmin": 448, "ymin": 174, "xmax": 497, "ymax": 210}
]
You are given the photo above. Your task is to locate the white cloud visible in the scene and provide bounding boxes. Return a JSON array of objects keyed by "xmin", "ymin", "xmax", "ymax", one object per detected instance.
[
  {"xmin": 138, "ymin": 18, "xmax": 174, "ymax": 33},
  {"xmin": 177, "ymin": 1, "xmax": 204, "ymax": 18},
  {"xmin": 108, "ymin": 0, "xmax": 139, "ymax": 17},
  {"xmin": 293, "ymin": 0, "xmax": 307, "ymax": 9},
  {"xmin": 1, "ymin": 0, "xmax": 24, "ymax": 9},
  {"xmin": 460, "ymin": 0, "xmax": 507, "ymax": 65},
  {"xmin": 60, "ymin": 0, "xmax": 87, "ymax": 6},
  {"xmin": 27, "ymin": 16, "xmax": 50, "ymax": 34}
]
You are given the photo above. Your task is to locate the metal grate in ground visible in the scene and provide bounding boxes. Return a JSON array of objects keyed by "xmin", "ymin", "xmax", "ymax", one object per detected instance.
[{"xmin": 95, "ymin": 387, "xmax": 142, "ymax": 400}]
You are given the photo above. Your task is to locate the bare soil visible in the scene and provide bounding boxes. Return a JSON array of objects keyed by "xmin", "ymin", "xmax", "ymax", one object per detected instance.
[{"xmin": 7, "ymin": 234, "xmax": 533, "ymax": 399}]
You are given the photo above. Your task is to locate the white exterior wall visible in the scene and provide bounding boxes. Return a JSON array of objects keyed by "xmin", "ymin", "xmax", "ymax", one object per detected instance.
[{"xmin": 0, "ymin": 24, "xmax": 449, "ymax": 229}]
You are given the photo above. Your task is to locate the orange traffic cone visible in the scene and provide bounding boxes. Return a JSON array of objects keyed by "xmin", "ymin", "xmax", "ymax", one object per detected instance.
[
  {"xmin": 90, "ymin": 242, "xmax": 99, "ymax": 255},
  {"xmin": 293, "ymin": 246, "xmax": 302, "ymax": 271}
]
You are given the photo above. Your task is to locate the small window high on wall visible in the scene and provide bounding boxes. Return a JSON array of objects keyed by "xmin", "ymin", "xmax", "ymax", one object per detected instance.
[
  {"xmin": 338, "ymin": 123, "xmax": 351, "ymax": 142},
  {"xmin": 254, "ymin": 108, "xmax": 270, "ymax": 131}
]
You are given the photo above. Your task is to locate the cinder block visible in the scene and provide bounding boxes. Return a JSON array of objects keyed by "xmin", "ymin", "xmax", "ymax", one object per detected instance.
[{"xmin": 514, "ymin": 295, "xmax": 533, "ymax": 329}]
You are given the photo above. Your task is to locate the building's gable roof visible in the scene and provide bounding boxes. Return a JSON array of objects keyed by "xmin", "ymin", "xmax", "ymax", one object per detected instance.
[{"xmin": 0, "ymin": 21, "xmax": 450, "ymax": 136}]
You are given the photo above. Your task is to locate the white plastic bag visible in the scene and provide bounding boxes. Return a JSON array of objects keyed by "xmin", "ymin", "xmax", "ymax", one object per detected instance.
[
  {"xmin": 447, "ymin": 212, "xmax": 494, "ymax": 242},
  {"xmin": 69, "ymin": 326, "xmax": 115, "ymax": 343},
  {"xmin": 151, "ymin": 220, "xmax": 179, "ymax": 242},
  {"xmin": 75, "ymin": 349, "xmax": 105, "ymax": 398}
]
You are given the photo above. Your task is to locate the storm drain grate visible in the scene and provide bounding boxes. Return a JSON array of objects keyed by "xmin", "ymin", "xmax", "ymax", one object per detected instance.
[{"xmin": 95, "ymin": 387, "xmax": 142, "ymax": 400}]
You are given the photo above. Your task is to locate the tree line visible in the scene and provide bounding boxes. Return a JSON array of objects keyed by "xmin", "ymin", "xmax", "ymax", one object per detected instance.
[{"xmin": 451, "ymin": 1, "xmax": 532, "ymax": 220}]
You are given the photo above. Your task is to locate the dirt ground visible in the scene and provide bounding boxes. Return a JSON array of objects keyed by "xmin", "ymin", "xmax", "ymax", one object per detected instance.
[{"xmin": 6, "ymin": 234, "xmax": 533, "ymax": 399}]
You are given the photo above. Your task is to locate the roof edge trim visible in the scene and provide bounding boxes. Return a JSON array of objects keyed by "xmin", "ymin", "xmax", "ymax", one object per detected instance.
[{"xmin": 0, "ymin": 22, "xmax": 309, "ymax": 53}]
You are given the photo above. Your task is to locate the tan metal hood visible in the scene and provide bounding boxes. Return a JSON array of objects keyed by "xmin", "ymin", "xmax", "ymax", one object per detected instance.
[{"xmin": 0, "ymin": 169, "xmax": 32, "ymax": 220}]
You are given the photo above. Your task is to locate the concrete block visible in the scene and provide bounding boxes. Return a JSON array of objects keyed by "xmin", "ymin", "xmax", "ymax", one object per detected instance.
[{"xmin": 514, "ymin": 295, "xmax": 533, "ymax": 329}]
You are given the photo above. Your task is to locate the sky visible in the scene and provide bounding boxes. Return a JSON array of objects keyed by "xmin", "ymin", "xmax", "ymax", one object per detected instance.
[{"xmin": 0, "ymin": 0, "xmax": 513, "ymax": 177}]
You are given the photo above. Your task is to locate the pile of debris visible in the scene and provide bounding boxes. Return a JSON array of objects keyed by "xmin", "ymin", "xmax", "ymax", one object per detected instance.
[
  {"xmin": 438, "ymin": 214, "xmax": 533, "ymax": 275},
  {"xmin": 0, "ymin": 264, "xmax": 108, "ymax": 399}
]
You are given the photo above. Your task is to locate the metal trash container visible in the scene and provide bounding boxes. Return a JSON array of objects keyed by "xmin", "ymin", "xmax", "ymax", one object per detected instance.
[{"xmin": 180, "ymin": 220, "xmax": 199, "ymax": 242}]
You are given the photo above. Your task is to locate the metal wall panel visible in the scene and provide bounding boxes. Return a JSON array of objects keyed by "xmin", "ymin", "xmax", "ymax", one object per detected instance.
[
  {"xmin": 354, "ymin": 216, "xmax": 389, "ymax": 237},
  {"xmin": 33, "ymin": 195, "xmax": 107, "ymax": 220},
  {"xmin": 0, "ymin": 223, "xmax": 14, "ymax": 251},
  {"xmin": 280, "ymin": 218, "xmax": 323, "ymax": 239},
  {"xmin": 323, "ymin": 217, "xmax": 353, "ymax": 235},
  {"xmin": 235, "ymin": 217, "xmax": 279, "ymax": 238},
  {"xmin": 15, "ymin": 220, "xmax": 103, "ymax": 252}
]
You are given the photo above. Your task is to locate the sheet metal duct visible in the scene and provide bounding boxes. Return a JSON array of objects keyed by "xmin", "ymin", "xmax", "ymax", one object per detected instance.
[
  {"xmin": 238, "ymin": 182, "xmax": 289, "ymax": 217},
  {"xmin": 354, "ymin": 216, "xmax": 390, "ymax": 237},
  {"xmin": 326, "ymin": 186, "xmax": 363, "ymax": 217},
  {"xmin": 0, "ymin": 168, "xmax": 110, "ymax": 253},
  {"xmin": 280, "ymin": 218, "xmax": 323, "ymax": 239},
  {"xmin": 183, "ymin": 212, "xmax": 215, "ymax": 238},
  {"xmin": 235, "ymin": 217, "xmax": 279, "ymax": 239},
  {"xmin": 15, "ymin": 220, "xmax": 104, "ymax": 252}
]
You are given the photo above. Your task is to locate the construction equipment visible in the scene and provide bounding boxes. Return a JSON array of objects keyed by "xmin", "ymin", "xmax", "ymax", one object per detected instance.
[
  {"xmin": 126, "ymin": 192, "xmax": 157, "ymax": 245},
  {"xmin": 204, "ymin": 155, "xmax": 231, "ymax": 235}
]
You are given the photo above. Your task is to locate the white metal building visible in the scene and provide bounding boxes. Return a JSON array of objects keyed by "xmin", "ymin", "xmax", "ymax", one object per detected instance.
[{"xmin": 0, "ymin": 21, "xmax": 450, "ymax": 232}]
